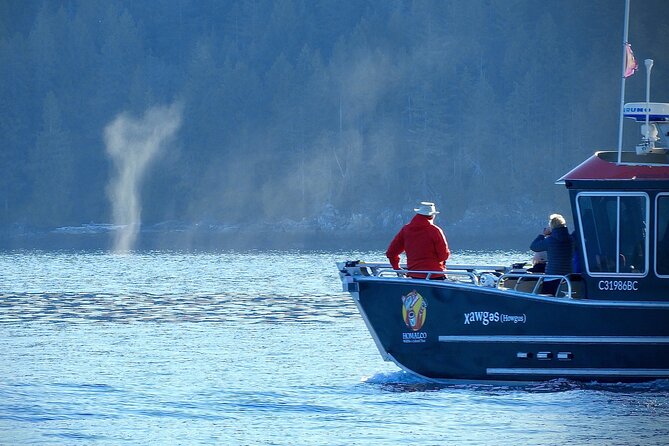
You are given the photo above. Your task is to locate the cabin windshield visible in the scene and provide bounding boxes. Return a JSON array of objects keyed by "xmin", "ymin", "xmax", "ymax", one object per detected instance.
[
  {"xmin": 577, "ymin": 192, "xmax": 648, "ymax": 275},
  {"xmin": 657, "ymin": 194, "xmax": 669, "ymax": 277}
]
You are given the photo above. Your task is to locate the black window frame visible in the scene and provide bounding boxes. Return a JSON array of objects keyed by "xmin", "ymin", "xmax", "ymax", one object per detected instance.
[
  {"xmin": 655, "ymin": 193, "xmax": 669, "ymax": 277},
  {"xmin": 576, "ymin": 191, "xmax": 649, "ymax": 277}
]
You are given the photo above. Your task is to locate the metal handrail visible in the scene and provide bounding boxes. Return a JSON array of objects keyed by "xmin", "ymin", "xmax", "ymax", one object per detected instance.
[
  {"xmin": 338, "ymin": 261, "xmax": 576, "ymax": 298},
  {"xmin": 498, "ymin": 273, "xmax": 574, "ymax": 298},
  {"xmin": 377, "ymin": 268, "xmax": 478, "ymax": 284}
]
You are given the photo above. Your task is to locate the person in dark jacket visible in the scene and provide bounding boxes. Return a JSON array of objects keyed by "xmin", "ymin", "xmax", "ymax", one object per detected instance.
[
  {"xmin": 530, "ymin": 213, "xmax": 573, "ymax": 295},
  {"xmin": 386, "ymin": 201, "xmax": 450, "ymax": 279}
]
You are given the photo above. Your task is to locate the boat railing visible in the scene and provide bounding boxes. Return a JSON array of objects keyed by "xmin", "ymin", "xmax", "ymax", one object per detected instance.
[
  {"xmin": 377, "ymin": 267, "xmax": 479, "ymax": 284},
  {"xmin": 497, "ymin": 273, "xmax": 577, "ymax": 298},
  {"xmin": 337, "ymin": 261, "xmax": 580, "ymax": 298},
  {"xmin": 338, "ymin": 262, "xmax": 507, "ymax": 285}
]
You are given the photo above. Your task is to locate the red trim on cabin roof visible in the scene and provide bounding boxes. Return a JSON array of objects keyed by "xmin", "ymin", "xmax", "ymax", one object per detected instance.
[{"xmin": 561, "ymin": 152, "xmax": 669, "ymax": 181}]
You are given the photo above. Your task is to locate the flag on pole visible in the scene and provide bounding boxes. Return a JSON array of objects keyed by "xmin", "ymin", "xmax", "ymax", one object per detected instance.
[{"xmin": 624, "ymin": 43, "xmax": 638, "ymax": 77}]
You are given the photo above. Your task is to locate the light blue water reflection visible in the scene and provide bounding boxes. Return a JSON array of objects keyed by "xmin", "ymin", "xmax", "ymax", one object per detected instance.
[{"xmin": 1, "ymin": 250, "xmax": 668, "ymax": 445}]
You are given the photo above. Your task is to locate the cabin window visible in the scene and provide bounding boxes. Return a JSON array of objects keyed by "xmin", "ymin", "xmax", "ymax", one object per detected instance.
[
  {"xmin": 657, "ymin": 194, "xmax": 669, "ymax": 276},
  {"xmin": 577, "ymin": 193, "xmax": 648, "ymax": 275}
]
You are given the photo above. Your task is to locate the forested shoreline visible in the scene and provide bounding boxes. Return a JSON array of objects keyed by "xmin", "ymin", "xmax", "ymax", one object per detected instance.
[{"xmin": 2, "ymin": 0, "xmax": 668, "ymax": 249}]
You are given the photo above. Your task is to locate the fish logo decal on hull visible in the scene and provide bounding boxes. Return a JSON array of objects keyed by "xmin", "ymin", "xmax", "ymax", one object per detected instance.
[{"xmin": 401, "ymin": 290, "xmax": 427, "ymax": 331}]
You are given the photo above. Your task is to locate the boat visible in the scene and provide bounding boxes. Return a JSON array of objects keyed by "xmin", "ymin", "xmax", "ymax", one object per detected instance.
[{"xmin": 337, "ymin": 16, "xmax": 669, "ymax": 384}]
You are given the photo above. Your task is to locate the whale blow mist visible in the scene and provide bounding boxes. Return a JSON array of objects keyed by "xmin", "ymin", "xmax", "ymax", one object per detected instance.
[{"xmin": 104, "ymin": 104, "xmax": 181, "ymax": 253}]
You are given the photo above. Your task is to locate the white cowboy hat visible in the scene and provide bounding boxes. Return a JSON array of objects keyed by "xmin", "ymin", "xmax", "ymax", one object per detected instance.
[{"xmin": 414, "ymin": 201, "xmax": 439, "ymax": 216}]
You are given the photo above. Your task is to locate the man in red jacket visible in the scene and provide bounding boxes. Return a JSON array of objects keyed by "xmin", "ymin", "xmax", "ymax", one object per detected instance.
[{"xmin": 386, "ymin": 201, "xmax": 450, "ymax": 279}]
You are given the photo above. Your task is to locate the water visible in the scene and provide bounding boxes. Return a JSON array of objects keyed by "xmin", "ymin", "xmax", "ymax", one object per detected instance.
[{"xmin": 1, "ymin": 249, "xmax": 668, "ymax": 445}]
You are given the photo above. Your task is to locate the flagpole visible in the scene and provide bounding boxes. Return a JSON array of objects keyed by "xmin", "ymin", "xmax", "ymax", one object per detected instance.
[{"xmin": 617, "ymin": 0, "xmax": 631, "ymax": 164}]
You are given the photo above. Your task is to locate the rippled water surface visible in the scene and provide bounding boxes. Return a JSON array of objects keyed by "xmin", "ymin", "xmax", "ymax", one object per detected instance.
[{"xmin": 1, "ymin": 249, "xmax": 668, "ymax": 445}]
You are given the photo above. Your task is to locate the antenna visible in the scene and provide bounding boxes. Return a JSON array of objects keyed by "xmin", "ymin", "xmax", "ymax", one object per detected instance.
[{"xmin": 644, "ymin": 58, "xmax": 654, "ymax": 141}]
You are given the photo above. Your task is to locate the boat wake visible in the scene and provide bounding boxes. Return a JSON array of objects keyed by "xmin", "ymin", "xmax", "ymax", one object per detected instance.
[
  {"xmin": 361, "ymin": 371, "xmax": 445, "ymax": 392},
  {"xmin": 361, "ymin": 371, "xmax": 669, "ymax": 393}
]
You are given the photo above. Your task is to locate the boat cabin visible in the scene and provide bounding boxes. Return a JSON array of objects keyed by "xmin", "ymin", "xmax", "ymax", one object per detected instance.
[{"xmin": 561, "ymin": 103, "xmax": 669, "ymax": 301}]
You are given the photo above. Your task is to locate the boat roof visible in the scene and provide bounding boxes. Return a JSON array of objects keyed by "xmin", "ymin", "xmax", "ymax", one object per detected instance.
[{"xmin": 559, "ymin": 151, "xmax": 669, "ymax": 182}]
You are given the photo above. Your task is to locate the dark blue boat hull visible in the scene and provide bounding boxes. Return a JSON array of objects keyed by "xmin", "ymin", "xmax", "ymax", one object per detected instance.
[{"xmin": 354, "ymin": 278, "xmax": 669, "ymax": 382}]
